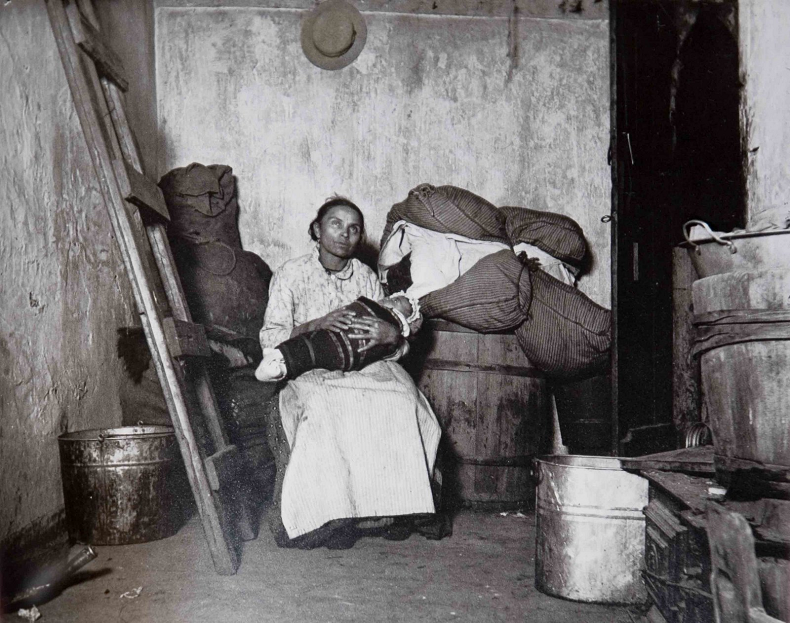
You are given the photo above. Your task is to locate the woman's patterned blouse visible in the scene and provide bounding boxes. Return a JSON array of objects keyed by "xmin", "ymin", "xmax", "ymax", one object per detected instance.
[{"xmin": 259, "ymin": 245, "xmax": 385, "ymax": 349}]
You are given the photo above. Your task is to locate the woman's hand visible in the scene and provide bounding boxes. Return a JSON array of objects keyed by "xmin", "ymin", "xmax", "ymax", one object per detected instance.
[
  {"xmin": 314, "ymin": 308, "xmax": 358, "ymax": 332},
  {"xmin": 348, "ymin": 317, "xmax": 401, "ymax": 352},
  {"xmin": 290, "ymin": 308, "xmax": 358, "ymax": 338}
]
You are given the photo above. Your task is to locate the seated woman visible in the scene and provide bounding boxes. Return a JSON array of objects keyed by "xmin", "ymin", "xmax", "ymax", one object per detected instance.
[
  {"xmin": 260, "ymin": 197, "xmax": 444, "ymax": 549},
  {"xmin": 255, "ymin": 293, "xmax": 421, "ymax": 381}
]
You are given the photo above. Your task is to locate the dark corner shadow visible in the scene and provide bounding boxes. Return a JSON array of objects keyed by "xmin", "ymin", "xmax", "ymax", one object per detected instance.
[
  {"xmin": 356, "ymin": 237, "xmax": 380, "ymax": 273},
  {"xmin": 233, "ymin": 171, "xmax": 243, "ymax": 231},
  {"xmin": 578, "ymin": 235, "xmax": 596, "ymax": 279}
]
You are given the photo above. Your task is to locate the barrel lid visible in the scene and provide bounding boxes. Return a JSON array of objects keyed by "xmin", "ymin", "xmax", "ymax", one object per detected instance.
[
  {"xmin": 425, "ymin": 318, "xmax": 518, "ymax": 336},
  {"xmin": 535, "ymin": 455, "xmax": 626, "ymax": 471}
]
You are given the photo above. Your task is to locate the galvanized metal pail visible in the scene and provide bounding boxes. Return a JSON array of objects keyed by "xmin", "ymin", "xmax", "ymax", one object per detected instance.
[
  {"xmin": 534, "ymin": 455, "xmax": 649, "ymax": 604},
  {"xmin": 58, "ymin": 425, "xmax": 186, "ymax": 545}
]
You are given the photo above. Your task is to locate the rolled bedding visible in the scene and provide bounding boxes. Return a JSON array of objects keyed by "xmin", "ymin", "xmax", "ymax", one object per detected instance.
[
  {"xmin": 419, "ymin": 249, "xmax": 611, "ymax": 378},
  {"xmin": 500, "ymin": 205, "xmax": 587, "ymax": 270},
  {"xmin": 419, "ymin": 249, "xmax": 532, "ymax": 333},
  {"xmin": 515, "ymin": 268, "xmax": 611, "ymax": 379},
  {"xmin": 380, "ymin": 183, "xmax": 508, "ymax": 247}
]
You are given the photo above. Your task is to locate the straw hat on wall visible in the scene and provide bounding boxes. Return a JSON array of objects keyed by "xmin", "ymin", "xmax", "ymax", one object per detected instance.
[{"xmin": 301, "ymin": 0, "xmax": 367, "ymax": 70}]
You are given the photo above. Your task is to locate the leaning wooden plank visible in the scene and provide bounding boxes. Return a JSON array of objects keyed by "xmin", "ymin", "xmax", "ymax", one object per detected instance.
[
  {"xmin": 65, "ymin": 3, "xmax": 129, "ymax": 91},
  {"xmin": 74, "ymin": 8, "xmax": 241, "ymax": 571},
  {"xmin": 46, "ymin": 0, "xmax": 239, "ymax": 575},
  {"xmin": 205, "ymin": 446, "xmax": 256, "ymax": 544},
  {"xmin": 101, "ymin": 78, "xmax": 140, "ymax": 170},
  {"xmin": 672, "ymin": 247, "xmax": 700, "ymax": 436}
]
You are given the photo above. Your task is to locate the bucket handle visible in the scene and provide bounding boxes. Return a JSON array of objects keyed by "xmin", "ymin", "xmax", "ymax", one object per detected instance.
[{"xmin": 683, "ymin": 220, "xmax": 738, "ymax": 256}]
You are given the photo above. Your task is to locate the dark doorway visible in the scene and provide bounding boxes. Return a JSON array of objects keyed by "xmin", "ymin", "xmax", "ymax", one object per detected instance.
[{"xmin": 611, "ymin": 0, "xmax": 744, "ymax": 456}]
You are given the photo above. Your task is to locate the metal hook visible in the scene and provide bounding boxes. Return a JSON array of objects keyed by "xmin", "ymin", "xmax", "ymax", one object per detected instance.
[{"xmin": 682, "ymin": 220, "xmax": 737, "ymax": 256}]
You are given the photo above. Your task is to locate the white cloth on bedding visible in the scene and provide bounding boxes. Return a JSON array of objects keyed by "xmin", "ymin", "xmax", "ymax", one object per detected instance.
[
  {"xmin": 379, "ymin": 221, "xmax": 511, "ymax": 299},
  {"xmin": 512, "ymin": 242, "xmax": 579, "ymax": 286},
  {"xmin": 278, "ymin": 361, "xmax": 441, "ymax": 538}
]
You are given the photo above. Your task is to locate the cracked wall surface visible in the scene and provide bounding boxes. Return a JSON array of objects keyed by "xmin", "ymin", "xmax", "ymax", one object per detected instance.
[
  {"xmin": 0, "ymin": 1, "xmax": 138, "ymax": 546},
  {"xmin": 739, "ymin": 0, "xmax": 790, "ymax": 228},
  {"xmin": 156, "ymin": 1, "xmax": 611, "ymax": 306}
]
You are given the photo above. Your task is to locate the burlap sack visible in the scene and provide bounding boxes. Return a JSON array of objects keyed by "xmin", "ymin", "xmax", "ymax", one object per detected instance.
[
  {"xmin": 159, "ymin": 163, "xmax": 272, "ymax": 338},
  {"xmin": 159, "ymin": 163, "xmax": 242, "ymax": 248}
]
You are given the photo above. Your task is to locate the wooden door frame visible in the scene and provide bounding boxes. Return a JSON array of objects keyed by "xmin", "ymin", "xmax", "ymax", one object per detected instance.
[{"xmin": 609, "ymin": 0, "xmax": 621, "ymax": 456}]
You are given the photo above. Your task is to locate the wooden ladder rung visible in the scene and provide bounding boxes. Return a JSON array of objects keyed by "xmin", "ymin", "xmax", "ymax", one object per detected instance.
[
  {"xmin": 65, "ymin": 3, "xmax": 129, "ymax": 92},
  {"xmin": 162, "ymin": 318, "xmax": 212, "ymax": 358},
  {"xmin": 204, "ymin": 446, "xmax": 243, "ymax": 492},
  {"xmin": 113, "ymin": 158, "xmax": 170, "ymax": 221}
]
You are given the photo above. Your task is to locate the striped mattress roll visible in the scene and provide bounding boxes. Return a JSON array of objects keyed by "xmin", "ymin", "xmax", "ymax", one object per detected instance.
[
  {"xmin": 515, "ymin": 268, "xmax": 611, "ymax": 379},
  {"xmin": 380, "ymin": 184, "xmax": 508, "ymax": 248},
  {"xmin": 419, "ymin": 249, "xmax": 532, "ymax": 332},
  {"xmin": 500, "ymin": 206, "xmax": 587, "ymax": 269}
]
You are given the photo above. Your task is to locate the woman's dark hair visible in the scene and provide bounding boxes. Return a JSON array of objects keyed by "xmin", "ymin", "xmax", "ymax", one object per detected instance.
[{"xmin": 309, "ymin": 196, "xmax": 365, "ymax": 241}]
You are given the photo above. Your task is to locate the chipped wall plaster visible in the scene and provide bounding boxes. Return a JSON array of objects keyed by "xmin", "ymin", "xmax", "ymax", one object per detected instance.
[{"xmin": 0, "ymin": 1, "xmax": 138, "ymax": 545}]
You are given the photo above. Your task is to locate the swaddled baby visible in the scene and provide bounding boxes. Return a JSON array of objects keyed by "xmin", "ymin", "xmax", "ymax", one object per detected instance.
[{"xmin": 255, "ymin": 293, "xmax": 422, "ymax": 382}]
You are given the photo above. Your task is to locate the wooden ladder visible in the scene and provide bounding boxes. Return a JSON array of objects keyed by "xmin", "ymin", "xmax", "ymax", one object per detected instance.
[{"xmin": 46, "ymin": 0, "xmax": 256, "ymax": 575}]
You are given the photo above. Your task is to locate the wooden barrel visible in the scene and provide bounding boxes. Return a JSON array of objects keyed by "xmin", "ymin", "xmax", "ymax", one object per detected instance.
[
  {"xmin": 689, "ymin": 232, "xmax": 790, "ymax": 490},
  {"xmin": 694, "ymin": 309, "xmax": 790, "ymax": 488},
  {"xmin": 405, "ymin": 320, "xmax": 550, "ymax": 509},
  {"xmin": 692, "ymin": 269, "xmax": 790, "ymax": 315}
]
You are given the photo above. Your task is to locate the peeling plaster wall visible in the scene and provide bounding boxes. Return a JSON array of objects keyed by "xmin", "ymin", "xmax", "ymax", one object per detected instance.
[
  {"xmin": 0, "ymin": 2, "xmax": 138, "ymax": 545},
  {"xmin": 156, "ymin": 0, "xmax": 611, "ymax": 306},
  {"xmin": 739, "ymin": 0, "xmax": 790, "ymax": 228}
]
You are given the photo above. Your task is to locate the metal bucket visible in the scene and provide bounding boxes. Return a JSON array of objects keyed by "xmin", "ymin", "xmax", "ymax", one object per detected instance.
[
  {"xmin": 58, "ymin": 425, "xmax": 186, "ymax": 545},
  {"xmin": 535, "ymin": 455, "xmax": 649, "ymax": 604},
  {"xmin": 682, "ymin": 222, "xmax": 790, "ymax": 279}
]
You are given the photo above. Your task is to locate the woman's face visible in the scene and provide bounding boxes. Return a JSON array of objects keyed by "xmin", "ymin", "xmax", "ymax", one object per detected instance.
[{"xmin": 313, "ymin": 205, "xmax": 363, "ymax": 260}]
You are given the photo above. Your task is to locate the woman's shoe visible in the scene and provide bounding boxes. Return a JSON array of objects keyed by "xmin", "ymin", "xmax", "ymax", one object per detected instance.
[
  {"xmin": 414, "ymin": 513, "xmax": 452, "ymax": 540},
  {"xmin": 381, "ymin": 521, "xmax": 412, "ymax": 542},
  {"xmin": 324, "ymin": 526, "xmax": 359, "ymax": 550}
]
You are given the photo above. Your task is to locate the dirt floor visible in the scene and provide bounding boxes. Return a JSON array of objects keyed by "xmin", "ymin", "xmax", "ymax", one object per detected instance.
[{"xmin": 7, "ymin": 509, "xmax": 651, "ymax": 623}]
